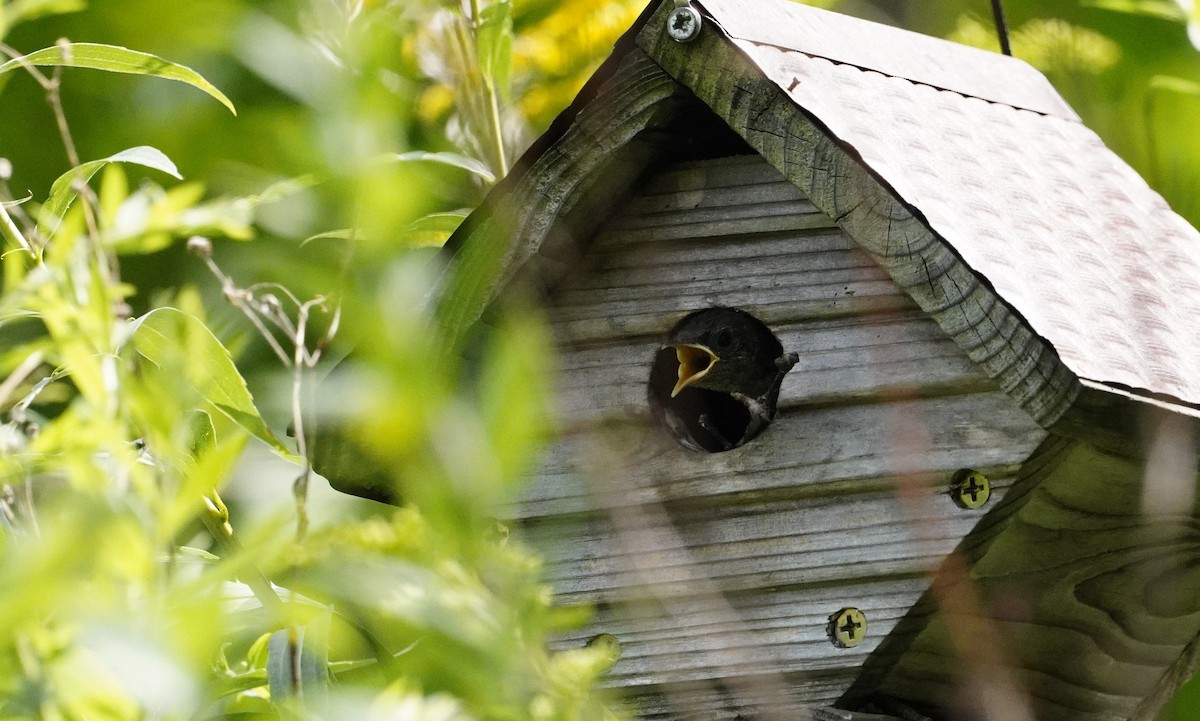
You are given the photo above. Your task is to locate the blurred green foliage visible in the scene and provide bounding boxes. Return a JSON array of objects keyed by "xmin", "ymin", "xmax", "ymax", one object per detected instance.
[
  {"xmin": 0, "ymin": 1, "xmax": 629, "ymax": 719},
  {"xmin": 0, "ymin": 0, "xmax": 1198, "ymax": 719}
]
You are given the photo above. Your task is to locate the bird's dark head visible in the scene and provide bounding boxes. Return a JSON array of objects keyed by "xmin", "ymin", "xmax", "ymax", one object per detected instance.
[{"xmin": 666, "ymin": 306, "xmax": 784, "ymax": 397}]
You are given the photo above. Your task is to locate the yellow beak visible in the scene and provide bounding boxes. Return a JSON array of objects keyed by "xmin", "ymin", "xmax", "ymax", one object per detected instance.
[{"xmin": 671, "ymin": 343, "xmax": 719, "ymax": 397}]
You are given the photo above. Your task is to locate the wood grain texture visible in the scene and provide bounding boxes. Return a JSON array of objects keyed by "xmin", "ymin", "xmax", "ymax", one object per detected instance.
[
  {"xmin": 521, "ymin": 394, "xmax": 1038, "ymax": 521},
  {"xmin": 877, "ymin": 435, "xmax": 1200, "ymax": 721},
  {"xmin": 509, "ymin": 149, "xmax": 1047, "ymax": 714},
  {"xmin": 422, "ymin": 2, "xmax": 1200, "ymax": 718},
  {"xmin": 522, "ymin": 416, "xmax": 1035, "ymax": 711},
  {"xmin": 637, "ymin": 1, "xmax": 1081, "ymax": 431},
  {"xmin": 628, "ymin": 5, "xmax": 1200, "ymax": 718},
  {"xmin": 435, "ymin": 48, "xmax": 686, "ymax": 352}
]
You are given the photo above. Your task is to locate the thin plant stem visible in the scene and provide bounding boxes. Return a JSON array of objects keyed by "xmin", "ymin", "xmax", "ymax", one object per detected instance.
[
  {"xmin": 0, "ymin": 350, "xmax": 45, "ymax": 411},
  {"xmin": 200, "ymin": 493, "xmax": 287, "ymax": 619},
  {"xmin": 45, "ymin": 65, "xmax": 110, "ymax": 290},
  {"xmin": 195, "ymin": 246, "xmax": 335, "ymax": 541},
  {"xmin": 289, "ymin": 299, "xmax": 324, "ymax": 541},
  {"xmin": 0, "ymin": 42, "xmax": 52, "ymax": 89},
  {"xmin": 0, "ymin": 42, "xmax": 107, "ymax": 268},
  {"xmin": 47, "ymin": 66, "xmax": 81, "ymax": 169},
  {"xmin": 0, "ymin": 200, "xmax": 31, "ymax": 255},
  {"xmin": 468, "ymin": 0, "xmax": 508, "ymax": 178},
  {"xmin": 10, "ymin": 366, "xmax": 69, "ymax": 423},
  {"xmin": 21, "ymin": 473, "xmax": 38, "ymax": 538},
  {"xmin": 200, "ymin": 254, "xmax": 294, "ymax": 367}
]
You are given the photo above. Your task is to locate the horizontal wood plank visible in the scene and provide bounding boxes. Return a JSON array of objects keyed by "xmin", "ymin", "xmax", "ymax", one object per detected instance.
[
  {"xmin": 516, "ymin": 89, "xmax": 1049, "ymax": 716},
  {"xmin": 548, "ymin": 578, "xmax": 931, "ymax": 686},
  {"xmin": 635, "ymin": 153, "xmax": 807, "ymax": 193},
  {"xmin": 552, "ymin": 315, "xmax": 998, "ymax": 423},
  {"xmin": 520, "ymin": 393, "xmax": 1043, "ymax": 519},
  {"xmin": 525, "ymin": 481, "xmax": 1016, "ymax": 600},
  {"xmin": 621, "ymin": 178, "xmax": 813, "ymax": 216}
]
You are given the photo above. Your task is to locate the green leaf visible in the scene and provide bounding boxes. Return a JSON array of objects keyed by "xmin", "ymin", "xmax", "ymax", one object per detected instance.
[
  {"xmin": 401, "ymin": 210, "xmax": 468, "ymax": 248},
  {"xmin": 392, "ymin": 151, "xmax": 496, "ymax": 184},
  {"xmin": 0, "ymin": 42, "xmax": 236, "ymax": 114},
  {"xmin": 300, "ymin": 228, "xmax": 355, "ymax": 246},
  {"xmin": 103, "ymin": 179, "xmax": 283, "ymax": 254},
  {"xmin": 105, "ymin": 173, "xmax": 319, "ymax": 252},
  {"xmin": 266, "ymin": 630, "xmax": 297, "ymax": 701},
  {"xmin": 165, "ymin": 546, "xmax": 220, "ymax": 562},
  {"xmin": 129, "ymin": 307, "xmax": 290, "ymax": 455},
  {"xmin": 40, "ymin": 146, "xmax": 181, "ymax": 240},
  {"xmin": 187, "ymin": 409, "xmax": 216, "ymax": 458}
]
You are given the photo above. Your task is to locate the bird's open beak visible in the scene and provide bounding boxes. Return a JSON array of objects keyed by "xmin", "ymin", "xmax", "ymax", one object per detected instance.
[{"xmin": 671, "ymin": 343, "xmax": 719, "ymax": 397}]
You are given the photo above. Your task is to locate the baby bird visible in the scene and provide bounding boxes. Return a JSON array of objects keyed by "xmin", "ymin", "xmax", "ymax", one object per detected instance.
[{"xmin": 649, "ymin": 307, "xmax": 797, "ymax": 451}]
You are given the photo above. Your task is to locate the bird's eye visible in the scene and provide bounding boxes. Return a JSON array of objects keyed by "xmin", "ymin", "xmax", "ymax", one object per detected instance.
[{"xmin": 715, "ymin": 329, "xmax": 733, "ymax": 349}]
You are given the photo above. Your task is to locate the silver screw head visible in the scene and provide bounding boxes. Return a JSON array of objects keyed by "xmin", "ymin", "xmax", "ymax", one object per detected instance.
[{"xmin": 667, "ymin": 6, "xmax": 702, "ymax": 43}]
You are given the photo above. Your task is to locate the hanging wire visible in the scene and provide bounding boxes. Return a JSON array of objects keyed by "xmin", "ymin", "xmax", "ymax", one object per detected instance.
[{"xmin": 991, "ymin": 0, "xmax": 1013, "ymax": 55}]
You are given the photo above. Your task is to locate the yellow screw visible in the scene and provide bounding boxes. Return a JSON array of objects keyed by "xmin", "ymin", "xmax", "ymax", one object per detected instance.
[
  {"xmin": 827, "ymin": 607, "xmax": 867, "ymax": 649},
  {"xmin": 950, "ymin": 469, "xmax": 991, "ymax": 510}
]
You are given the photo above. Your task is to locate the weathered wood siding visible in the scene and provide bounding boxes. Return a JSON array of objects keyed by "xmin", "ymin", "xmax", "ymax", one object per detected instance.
[
  {"xmin": 512, "ymin": 154, "xmax": 1048, "ymax": 716},
  {"xmin": 876, "ymin": 430, "xmax": 1200, "ymax": 721}
]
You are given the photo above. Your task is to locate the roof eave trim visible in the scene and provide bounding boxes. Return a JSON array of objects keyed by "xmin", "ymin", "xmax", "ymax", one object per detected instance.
[{"xmin": 1079, "ymin": 379, "xmax": 1200, "ymax": 421}]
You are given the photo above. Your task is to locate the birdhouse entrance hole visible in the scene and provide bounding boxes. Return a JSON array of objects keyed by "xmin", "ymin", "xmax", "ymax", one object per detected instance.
[{"xmin": 648, "ymin": 307, "xmax": 795, "ymax": 453}]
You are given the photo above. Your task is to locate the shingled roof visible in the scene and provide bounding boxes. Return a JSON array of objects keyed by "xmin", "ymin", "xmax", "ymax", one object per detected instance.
[{"xmin": 697, "ymin": 0, "xmax": 1200, "ymax": 411}]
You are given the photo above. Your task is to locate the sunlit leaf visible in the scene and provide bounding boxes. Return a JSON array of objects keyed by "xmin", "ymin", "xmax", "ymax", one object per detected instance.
[
  {"xmin": 105, "ymin": 183, "xmax": 259, "ymax": 253},
  {"xmin": 304, "ymin": 556, "xmax": 502, "ymax": 649},
  {"xmin": 188, "ymin": 409, "xmax": 216, "ymax": 458},
  {"xmin": 161, "ymin": 546, "xmax": 220, "ymax": 563},
  {"xmin": 40, "ymin": 146, "xmax": 181, "ymax": 240},
  {"xmin": 0, "ymin": 42, "xmax": 236, "ymax": 114},
  {"xmin": 402, "ymin": 210, "xmax": 468, "ymax": 248},
  {"xmin": 367, "ymin": 687, "xmax": 477, "ymax": 721},
  {"xmin": 128, "ymin": 307, "xmax": 290, "ymax": 454},
  {"xmin": 301, "ymin": 228, "xmax": 355, "ymax": 246},
  {"xmin": 392, "ymin": 151, "xmax": 496, "ymax": 184}
]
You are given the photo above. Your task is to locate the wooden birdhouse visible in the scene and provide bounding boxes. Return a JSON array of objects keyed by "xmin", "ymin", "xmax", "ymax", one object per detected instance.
[{"xmin": 436, "ymin": 1, "xmax": 1200, "ymax": 719}]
